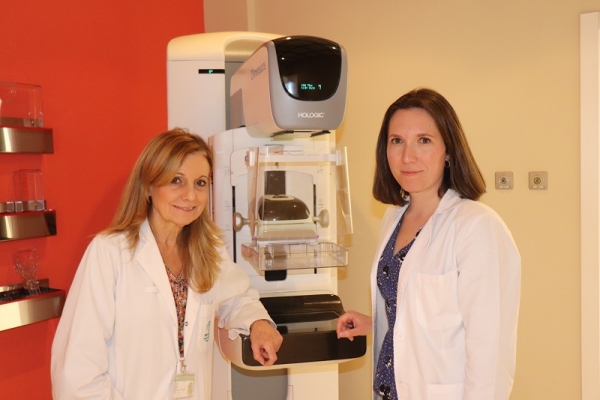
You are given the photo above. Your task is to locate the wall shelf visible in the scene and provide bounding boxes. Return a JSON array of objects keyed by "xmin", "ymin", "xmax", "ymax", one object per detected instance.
[
  {"xmin": 0, "ymin": 278, "xmax": 65, "ymax": 331},
  {"xmin": 0, "ymin": 210, "xmax": 57, "ymax": 242},
  {"xmin": 0, "ymin": 126, "xmax": 54, "ymax": 153}
]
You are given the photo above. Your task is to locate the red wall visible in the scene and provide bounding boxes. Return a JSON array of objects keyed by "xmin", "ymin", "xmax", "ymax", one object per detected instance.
[{"xmin": 0, "ymin": 2, "xmax": 204, "ymax": 398}]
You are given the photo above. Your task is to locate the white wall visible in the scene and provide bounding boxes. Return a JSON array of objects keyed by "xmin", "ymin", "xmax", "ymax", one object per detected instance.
[{"xmin": 205, "ymin": 1, "xmax": 600, "ymax": 398}]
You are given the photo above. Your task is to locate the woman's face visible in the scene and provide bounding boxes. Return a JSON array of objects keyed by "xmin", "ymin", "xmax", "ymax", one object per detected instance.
[
  {"xmin": 386, "ymin": 108, "xmax": 447, "ymax": 200},
  {"xmin": 148, "ymin": 152, "xmax": 210, "ymax": 232}
]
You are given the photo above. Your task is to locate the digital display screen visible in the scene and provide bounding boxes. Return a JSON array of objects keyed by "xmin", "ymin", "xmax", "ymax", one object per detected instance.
[
  {"xmin": 274, "ymin": 36, "xmax": 342, "ymax": 101},
  {"xmin": 300, "ymin": 83, "xmax": 322, "ymax": 91}
]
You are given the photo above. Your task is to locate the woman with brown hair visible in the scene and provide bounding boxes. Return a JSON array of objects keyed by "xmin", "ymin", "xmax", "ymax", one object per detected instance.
[{"xmin": 337, "ymin": 88, "xmax": 520, "ymax": 400}]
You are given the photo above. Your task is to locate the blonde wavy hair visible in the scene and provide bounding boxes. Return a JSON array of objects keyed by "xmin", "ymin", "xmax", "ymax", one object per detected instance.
[{"xmin": 102, "ymin": 128, "xmax": 223, "ymax": 293}]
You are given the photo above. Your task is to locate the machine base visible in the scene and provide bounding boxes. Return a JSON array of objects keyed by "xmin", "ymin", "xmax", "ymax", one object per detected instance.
[{"xmin": 219, "ymin": 294, "xmax": 366, "ymax": 369}]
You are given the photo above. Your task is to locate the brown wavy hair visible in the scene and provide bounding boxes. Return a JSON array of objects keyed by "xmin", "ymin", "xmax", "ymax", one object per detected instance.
[
  {"xmin": 102, "ymin": 128, "xmax": 222, "ymax": 293},
  {"xmin": 372, "ymin": 88, "xmax": 486, "ymax": 206}
]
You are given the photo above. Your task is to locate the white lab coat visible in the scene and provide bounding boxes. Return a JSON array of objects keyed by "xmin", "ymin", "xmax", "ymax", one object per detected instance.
[
  {"xmin": 371, "ymin": 189, "xmax": 521, "ymax": 400},
  {"xmin": 51, "ymin": 220, "xmax": 272, "ymax": 400}
]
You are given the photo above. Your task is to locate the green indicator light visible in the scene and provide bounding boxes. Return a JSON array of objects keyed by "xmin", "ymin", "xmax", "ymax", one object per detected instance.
[{"xmin": 198, "ymin": 69, "xmax": 225, "ymax": 74}]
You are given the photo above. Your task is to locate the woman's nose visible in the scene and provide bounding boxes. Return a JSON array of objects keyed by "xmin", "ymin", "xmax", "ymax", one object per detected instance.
[
  {"xmin": 182, "ymin": 183, "xmax": 197, "ymax": 200},
  {"xmin": 402, "ymin": 145, "xmax": 417, "ymax": 162}
]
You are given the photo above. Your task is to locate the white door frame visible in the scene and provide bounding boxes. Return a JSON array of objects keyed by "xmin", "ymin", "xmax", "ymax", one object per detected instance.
[{"xmin": 581, "ymin": 11, "xmax": 600, "ymax": 400}]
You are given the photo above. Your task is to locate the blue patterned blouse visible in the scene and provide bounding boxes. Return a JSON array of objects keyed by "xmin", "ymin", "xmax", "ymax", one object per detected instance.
[{"xmin": 374, "ymin": 215, "xmax": 420, "ymax": 400}]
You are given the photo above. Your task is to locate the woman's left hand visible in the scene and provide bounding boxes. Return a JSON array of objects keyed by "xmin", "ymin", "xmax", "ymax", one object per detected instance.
[{"xmin": 249, "ymin": 319, "xmax": 283, "ymax": 366}]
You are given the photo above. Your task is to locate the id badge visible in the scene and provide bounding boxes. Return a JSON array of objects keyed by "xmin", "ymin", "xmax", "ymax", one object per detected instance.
[{"xmin": 172, "ymin": 372, "xmax": 195, "ymax": 399}]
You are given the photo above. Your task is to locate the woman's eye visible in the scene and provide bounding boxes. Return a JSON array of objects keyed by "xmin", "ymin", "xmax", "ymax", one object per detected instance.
[
  {"xmin": 196, "ymin": 179, "xmax": 207, "ymax": 187},
  {"xmin": 390, "ymin": 137, "xmax": 402, "ymax": 144},
  {"xmin": 171, "ymin": 177, "xmax": 182, "ymax": 184},
  {"xmin": 420, "ymin": 137, "xmax": 431, "ymax": 144}
]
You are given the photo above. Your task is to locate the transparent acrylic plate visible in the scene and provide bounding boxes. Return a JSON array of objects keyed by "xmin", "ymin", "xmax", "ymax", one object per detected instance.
[{"xmin": 241, "ymin": 241, "xmax": 348, "ymax": 271}]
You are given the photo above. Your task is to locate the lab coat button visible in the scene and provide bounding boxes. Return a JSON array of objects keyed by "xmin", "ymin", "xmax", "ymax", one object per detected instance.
[
  {"xmin": 185, "ymin": 321, "xmax": 189, "ymax": 326},
  {"xmin": 397, "ymin": 383, "xmax": 407, "ymax": 395}
]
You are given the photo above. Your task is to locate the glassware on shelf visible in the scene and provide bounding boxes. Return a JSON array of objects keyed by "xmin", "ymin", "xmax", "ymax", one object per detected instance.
[
  {"xmin": 13, "ymin": 169, "xmax": 46, "ymax": 211},
  {"xmin": 13, "ymin": 249, "xmax": 41, "ymax": 295},
  {"xmin": 0, "ymin": 81, "xmax": 44, "ymax": 128}
]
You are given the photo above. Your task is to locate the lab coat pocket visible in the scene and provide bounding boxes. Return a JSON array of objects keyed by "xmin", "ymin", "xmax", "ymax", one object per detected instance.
[
  {"xmin": 415, "ymin": 270, "xmax": 461, "ymax": 330},
  {"xmin": 426, "ymin": 382, "xmax": 463, "ymax": 400}
]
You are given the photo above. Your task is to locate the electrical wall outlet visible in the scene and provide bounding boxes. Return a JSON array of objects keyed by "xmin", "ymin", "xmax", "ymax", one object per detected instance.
[
  {"xmin": 529, "ymin": 171, "xmax": 548, "ymax": 190},
  {"xmin": 495, "ymin": 171, "xmax": 513, "ymax": 189}
]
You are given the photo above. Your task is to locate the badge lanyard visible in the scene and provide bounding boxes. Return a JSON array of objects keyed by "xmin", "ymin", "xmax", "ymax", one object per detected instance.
[{"xmin": 172, "ymin": 357, "xmax": 195, "ymax": 399}]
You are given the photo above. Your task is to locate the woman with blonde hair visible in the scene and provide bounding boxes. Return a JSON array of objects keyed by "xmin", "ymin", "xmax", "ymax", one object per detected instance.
[{"xmin": 52, "ymin": 128, "xmax": 282, "ymax": 400}]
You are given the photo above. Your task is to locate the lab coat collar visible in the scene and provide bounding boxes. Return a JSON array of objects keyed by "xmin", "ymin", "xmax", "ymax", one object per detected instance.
[
  {"xmin": 393, "ymin": 188, "xmax": 464, "ymax": 225},
  {"xmin": 433, "ymin": 188, "xmax": 464, "ymax": 216},
  {"xmin": 137, "ymin": 220, "xmax": 178, "ymax": 326}
]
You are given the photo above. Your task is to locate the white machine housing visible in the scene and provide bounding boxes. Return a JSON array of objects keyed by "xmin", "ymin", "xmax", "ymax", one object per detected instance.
[
  {"xmin": 167, "ymin": 31, "xmax": 281, "ymax": 137},
  {"xmin": 167, "ymin": 32, "xmax": 358, "ymax": 400}
]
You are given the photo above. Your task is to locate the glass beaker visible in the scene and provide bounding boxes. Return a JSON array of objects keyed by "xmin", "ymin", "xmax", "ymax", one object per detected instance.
[{"xmin": 13, "ymin": 169, "xmax": 46, "ymax": 211}]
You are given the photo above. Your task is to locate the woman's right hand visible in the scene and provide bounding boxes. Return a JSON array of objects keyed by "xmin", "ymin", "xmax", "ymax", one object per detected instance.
[{"xmin": 336, "ymin": 311, "xmax": 372, "ymax": 341}]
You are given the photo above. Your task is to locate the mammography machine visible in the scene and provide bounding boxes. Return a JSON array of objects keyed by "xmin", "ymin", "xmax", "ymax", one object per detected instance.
[{"xmin": 167, "ymin": 31, "xmax": 365, "ymax": 400}]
